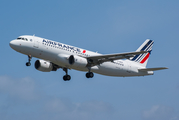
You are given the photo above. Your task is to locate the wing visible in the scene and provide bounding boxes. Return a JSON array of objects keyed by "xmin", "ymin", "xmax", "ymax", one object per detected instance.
[
  {"xmin": 138, "ymin": 67, "xmax": 168, "ymax": 71},
  {"xmin": 86, "ymin": 51, "xmax": 147, "ymax": 67}
]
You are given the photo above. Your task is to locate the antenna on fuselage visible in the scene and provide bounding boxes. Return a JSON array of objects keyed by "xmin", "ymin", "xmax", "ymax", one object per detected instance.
[{"xmin": 33, "ymin": 34, "xmax": 35, "ymax": 36}]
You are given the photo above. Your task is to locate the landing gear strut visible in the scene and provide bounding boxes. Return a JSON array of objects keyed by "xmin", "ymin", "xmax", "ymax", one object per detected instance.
[
  {"xmin": 86, "ymin": 67, "xmax": 94, "ymax": 78},
  {"xmin": 26, "ymin": 55, "xmax": 32, "ymax": 66},
  {"xmin": 63, "ymin": 68, "xmax": 71, "ymax": 81}
]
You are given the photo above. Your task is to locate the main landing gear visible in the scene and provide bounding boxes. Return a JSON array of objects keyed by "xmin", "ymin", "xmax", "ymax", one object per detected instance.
[
  {"xmin": 86, "ymin": 67, "xmax": 94, "ymax": 78},
  {"xmin": 86, "ymin": 72, "xmax": 94, "ymax": 78},
  {"xmin": 63, "ymin": 68, "xmax": 71, "ymax": 81},
  {"xmin": 26, "ymin": 55, "xmax": 32, "ymax": 66},
  {"xmin": 62, "ymin": 68, "xmax": 94, "ymax": 81}
]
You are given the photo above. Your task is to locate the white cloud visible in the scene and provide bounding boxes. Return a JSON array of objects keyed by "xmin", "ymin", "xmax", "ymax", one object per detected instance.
[
  {"xmin": 0, "ymin": 76, "xmax": 115, "ymax": 120},
  {"xmin": 0, "ymin": 76, "xmax": 38, "ymax": 101},
  {"xmin": 142, "ymin": 105, "xmax": 174, "ymax": 120},
  {"xmin": 42, "ymin": 98, "xmax": 114, "ymax": 120}
]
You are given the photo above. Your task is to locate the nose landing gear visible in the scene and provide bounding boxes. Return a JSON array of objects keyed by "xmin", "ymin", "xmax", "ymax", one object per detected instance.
[
  {"xmin": 63, "ymin": 68, "xmax": 71, "ymax": 81},
  {"xmin": 26, "ymin": 55, "xmax": 32, "ymax": 66}
]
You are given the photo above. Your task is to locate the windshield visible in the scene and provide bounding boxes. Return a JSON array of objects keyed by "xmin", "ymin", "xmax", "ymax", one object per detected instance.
[{"xmin": 17, "ymin": 37, "xmax": 28, "ymax": 41}]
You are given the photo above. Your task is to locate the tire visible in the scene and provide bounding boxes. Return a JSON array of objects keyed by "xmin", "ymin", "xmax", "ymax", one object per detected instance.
[
  {"xmin": 26, "ymin": 62, "xmax": 31, "ymax": 66},
  {"xmin": 86, "ymin": 73, "xmax": 90, "ymax": 78},
  {"xmin": 63, "ymin": 75, "xmax": 71, "ymax": 81},
  {"xmin": 86, "ymin": 72, "xmax": 94, "ymax": 78},
  {"xmin": 89, "ymin": 72, "xmax": 94, "ymax": 78},
  {"xmin": 66, "ymin": 75, "xmax": 71, "ymax": 80}
]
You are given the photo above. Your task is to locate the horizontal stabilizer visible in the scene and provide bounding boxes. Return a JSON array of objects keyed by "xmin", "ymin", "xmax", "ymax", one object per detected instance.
[{"xmin": 138, "ymin": 67, "xmax": 168, "ymax": 71}]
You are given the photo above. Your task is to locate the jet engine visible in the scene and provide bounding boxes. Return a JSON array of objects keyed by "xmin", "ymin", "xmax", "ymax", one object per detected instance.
[
  {"xmin": 68, "ymin": 55, "xmax": 88, "ymax": 68},
  {"xmin": 35, "ymin": 60, "xmax": 57, "ymax": 72}
]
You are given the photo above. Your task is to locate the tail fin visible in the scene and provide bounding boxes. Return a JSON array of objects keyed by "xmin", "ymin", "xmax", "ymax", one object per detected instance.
[{"xmin": 130, "ymin": 39, "xmax": 154, "ymax": 67}]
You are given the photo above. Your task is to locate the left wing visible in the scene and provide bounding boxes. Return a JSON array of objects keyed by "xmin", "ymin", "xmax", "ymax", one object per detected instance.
[{"xmin": 85, "ymin": 51, "xmax": 147, "ymax": 67}]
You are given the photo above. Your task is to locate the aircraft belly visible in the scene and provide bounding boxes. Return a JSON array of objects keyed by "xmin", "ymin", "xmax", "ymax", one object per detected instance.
[
  {"xmin": 92, "ymin": 62, "xmax": 126, "ymax": 77},
  {"xmin": 92, "ymin": 62, "xmax": 141, "ymax": 77}
]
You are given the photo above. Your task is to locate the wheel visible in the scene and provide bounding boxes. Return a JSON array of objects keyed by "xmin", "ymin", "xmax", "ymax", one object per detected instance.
[
  {"xmin": 63, "ymin": 75, "xmax": 71, "ymax": 81},
  {"xmin": 26, "ymin": 62, "xmax": 31, "ymax": 66},
  {"xmin": 63, "ymin": 76, "xmax": 66, "ymax": 81},
  {"xmin": 86, "ymin": 72, "xmax": 94, "ymax": 78},
  {"xmin": 89, "ymin": 72, "xmax": 94, "ymax": 78},
  {"xmin": 86, "ymin": 73, "xmax": 90, "ymax": 78},
  {"xmin": 66, "ymin": 75, "xmax": 71, "ymax": 80}
]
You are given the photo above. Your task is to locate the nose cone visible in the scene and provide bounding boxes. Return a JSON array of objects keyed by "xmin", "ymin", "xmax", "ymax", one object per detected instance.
[
  {"xmin": 9, "ymin": 40, "xmax": 16, "ymax": 49},
  {"xmin": 9, "ymin": 40, "xmax": 21, "ymax": 51}
]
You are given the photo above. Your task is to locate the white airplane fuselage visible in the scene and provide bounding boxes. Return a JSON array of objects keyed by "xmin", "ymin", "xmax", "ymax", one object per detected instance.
[{"xmin": 10, "ymin": 35, "xmax": 154, "ymax": 78}]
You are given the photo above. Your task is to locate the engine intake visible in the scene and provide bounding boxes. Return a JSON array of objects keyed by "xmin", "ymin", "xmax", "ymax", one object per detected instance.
[
  {"xmin": 35, "ymin": 60, "xmax": 57, "ymax": 72},
  {"xmin": 68, "ymin": 55, "xmax": 88, "ymax": 68},
  {"xmin": 69, "ymin": 55, "xmax": 75, "ymax": 65}
]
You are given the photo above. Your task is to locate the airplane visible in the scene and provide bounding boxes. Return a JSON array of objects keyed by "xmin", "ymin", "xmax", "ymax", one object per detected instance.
[{"xmin": 9, "ymin": 35, "xmax": 168, "ymax": 81}]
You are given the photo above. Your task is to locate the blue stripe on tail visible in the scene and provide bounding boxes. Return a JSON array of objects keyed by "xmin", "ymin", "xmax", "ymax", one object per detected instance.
[
  {"xmin": 131, "ymin": 40, "xmax": 154, "ymax": 62},
  {"xmin": 135, "ymin": 42, "xmax": 153, "ymax": 62}
]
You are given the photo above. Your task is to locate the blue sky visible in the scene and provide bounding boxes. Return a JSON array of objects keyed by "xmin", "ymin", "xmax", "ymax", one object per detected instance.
[{"xmin": 0, "ymin": 0, "xmax": 179, "ymax": 120}]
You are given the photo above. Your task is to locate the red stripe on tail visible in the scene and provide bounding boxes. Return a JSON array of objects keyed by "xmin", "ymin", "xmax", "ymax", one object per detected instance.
[{"xmin": 140, "ymin": 53, "xmax": 150, "ymax": 64}]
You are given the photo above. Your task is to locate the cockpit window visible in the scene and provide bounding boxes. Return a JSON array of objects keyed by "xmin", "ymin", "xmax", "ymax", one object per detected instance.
[{"xmin": 17, "ymin": 37, "xmax": 28, "ymax": 41}]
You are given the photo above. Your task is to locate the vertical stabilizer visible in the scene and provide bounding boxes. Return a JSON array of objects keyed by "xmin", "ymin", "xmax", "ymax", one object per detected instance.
[{"xmin": 130, "ymin": 39, "xmax": 154, "ymax": 67}]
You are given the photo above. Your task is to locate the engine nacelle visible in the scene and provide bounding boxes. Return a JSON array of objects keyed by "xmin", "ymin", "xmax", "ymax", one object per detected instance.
[
  {"xmin": 68, "ymin": 55, "xmax": 88, "ymax": 68},
  {"xmin": 35, "ymin": 60, "xmax": 57, "ymax": 72}
]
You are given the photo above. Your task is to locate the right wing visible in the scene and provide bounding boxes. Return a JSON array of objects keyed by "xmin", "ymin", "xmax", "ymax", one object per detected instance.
[{"xmin": 85, "ymin": 51, "xmax": 147, "ymax": 67}]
